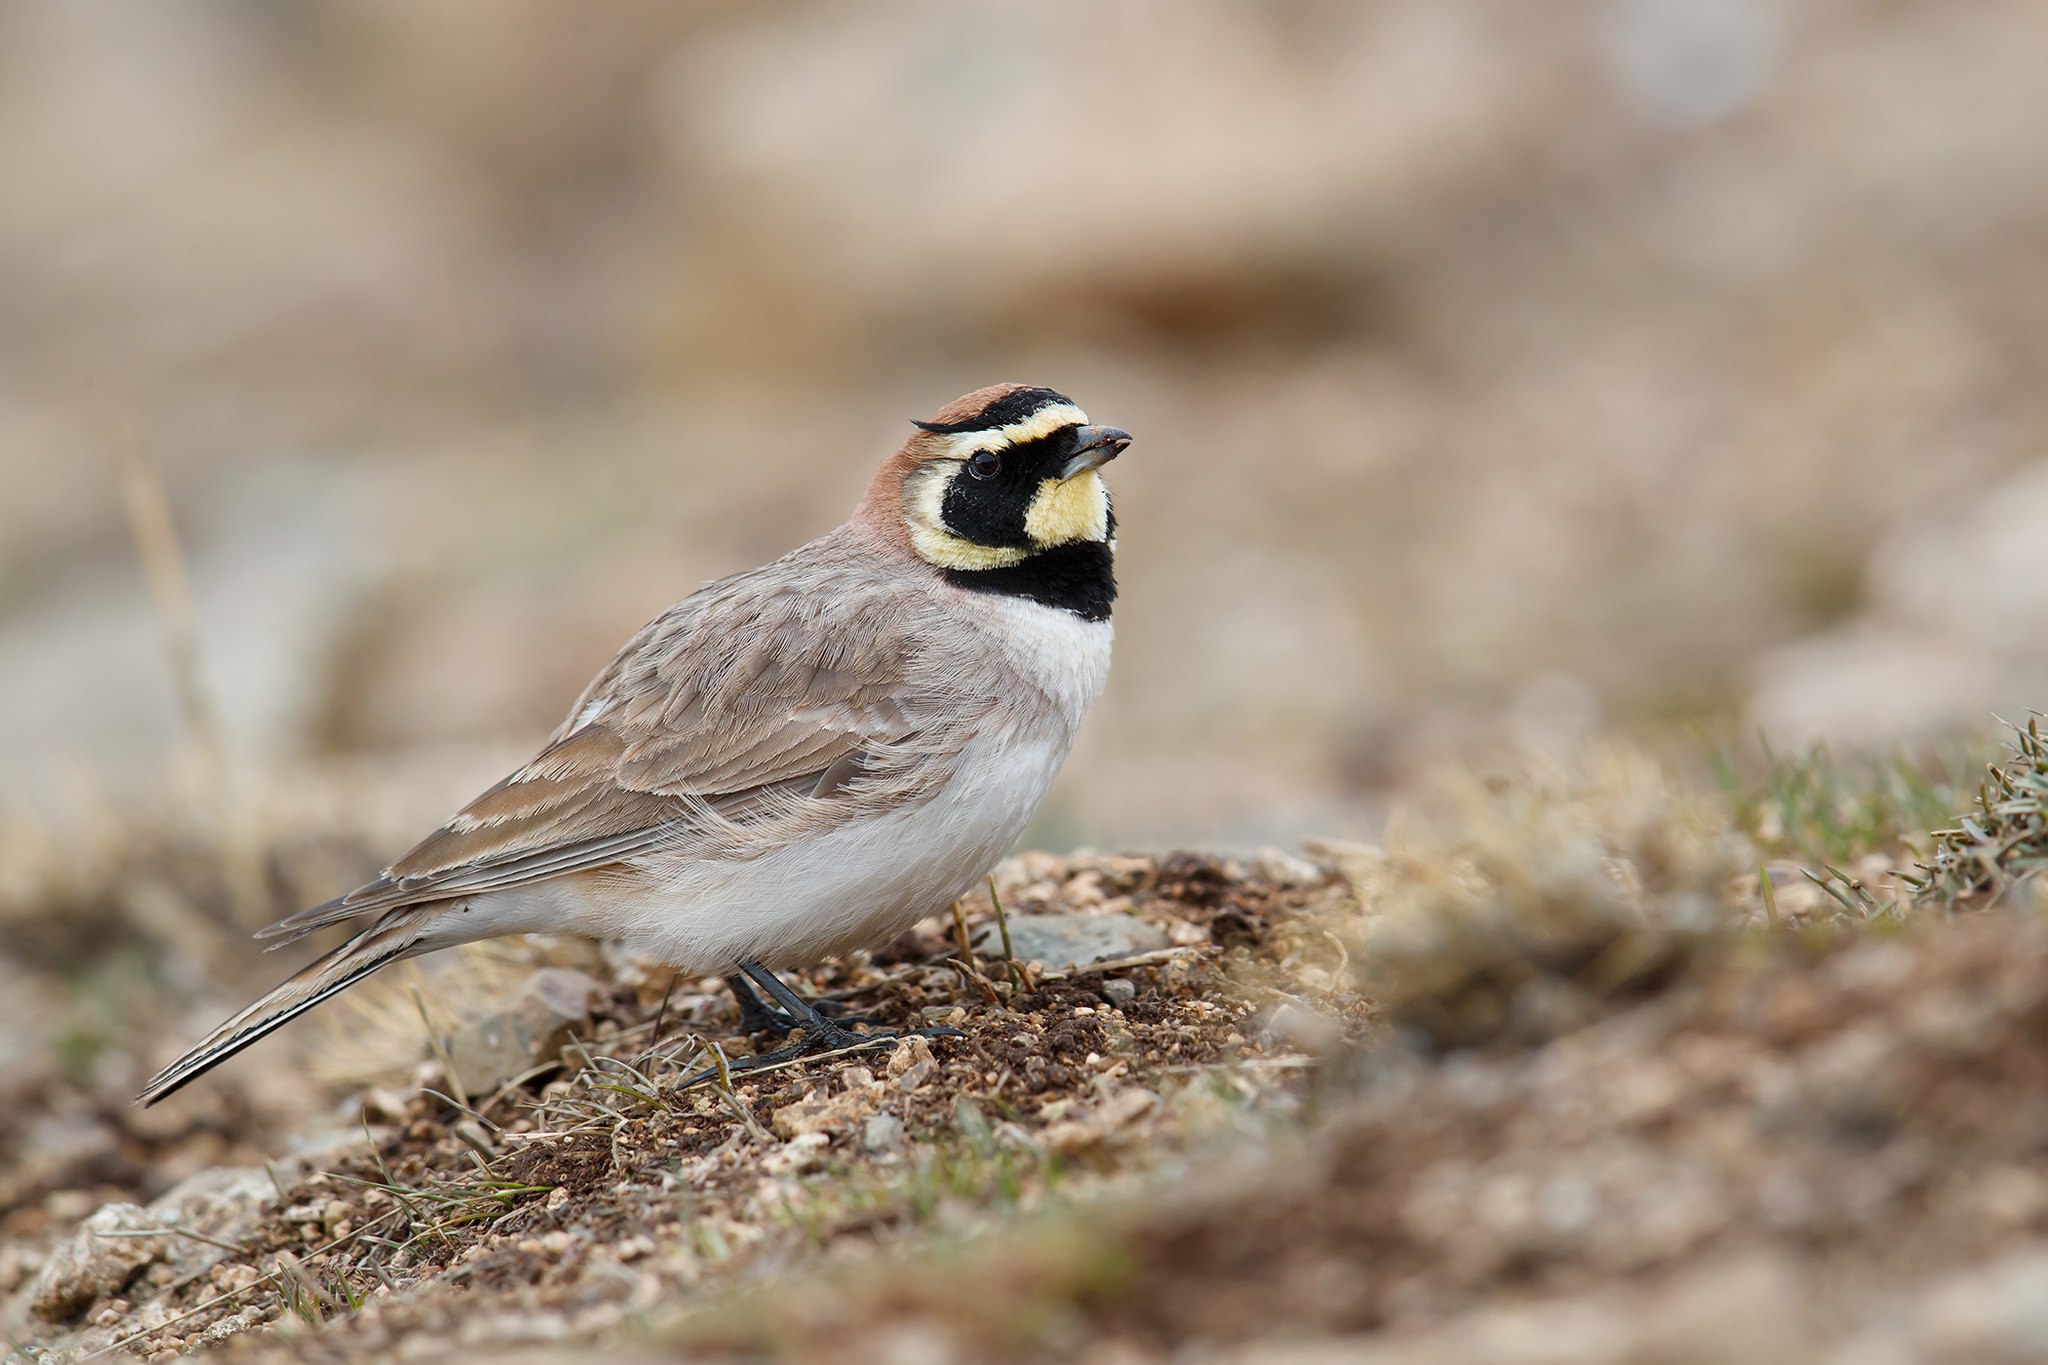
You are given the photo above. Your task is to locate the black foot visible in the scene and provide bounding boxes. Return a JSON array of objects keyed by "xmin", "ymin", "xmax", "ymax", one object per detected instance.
[
  {"xmin": 724, "ymin": 973, "xmax": 792, "ymax": 1036},
  {"xmin": 723, "ymin": 971, "xmax": 884, "ymax": 1038},
  {"xmin": 680, "ymin": 962, "xmax": 961, "ymax": 1092}
]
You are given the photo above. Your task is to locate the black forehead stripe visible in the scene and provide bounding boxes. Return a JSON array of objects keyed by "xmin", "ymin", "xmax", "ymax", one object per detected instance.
[
  {"xmin": 1000, "ymin": 425, "xmax": 1084, "ymax": 461},
  {"xmin": 910, "ymin": 386, "xmax": 1075, "ymax": 435}
]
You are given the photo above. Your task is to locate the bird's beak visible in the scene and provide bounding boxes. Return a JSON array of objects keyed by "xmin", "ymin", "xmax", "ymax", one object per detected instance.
[{"xmin": 1058, "ymin": 426, "xmax": 1132, "ymax": 479}]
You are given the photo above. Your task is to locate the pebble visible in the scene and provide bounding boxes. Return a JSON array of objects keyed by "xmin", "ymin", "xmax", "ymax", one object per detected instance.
[
  {"xmin": 445, "ymin": 967, "xmax": 603, "ymax": 1097},
  {"xmin": 1257, "ymin": 846, "xmax": 1326, "ymax": 887},
  {"xmin": 863, "ymin": 1114, "xmax": 907, "ymax": 1154},
  {"xmin": 1256, "ymin": 1001, "xmax": 1344, "ymax": 1056},
  {"xmin": 974, "ymin": 912, "xmax": 1170, "ymax": 972},
  {"xmin": 27, "ymin": 1203, "xmax": 166, "ymax": 1323}
]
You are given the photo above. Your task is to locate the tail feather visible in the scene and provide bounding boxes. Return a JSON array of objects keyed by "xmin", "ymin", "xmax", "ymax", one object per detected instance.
[{"xmin": 136, "ymin": 918, "xmax": 422, "ymax": 1106}]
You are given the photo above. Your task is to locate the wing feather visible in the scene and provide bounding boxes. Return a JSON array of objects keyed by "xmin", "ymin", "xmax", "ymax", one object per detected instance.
[{"xmin": 260, "ymin": 542, "xmax": 946, "ymax": 945}]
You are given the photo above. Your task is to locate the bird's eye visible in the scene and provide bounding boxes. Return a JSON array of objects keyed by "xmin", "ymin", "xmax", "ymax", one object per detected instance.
[{"xmin": 966, "ymin": 451, "xmax": 1002, "ymax": 480}]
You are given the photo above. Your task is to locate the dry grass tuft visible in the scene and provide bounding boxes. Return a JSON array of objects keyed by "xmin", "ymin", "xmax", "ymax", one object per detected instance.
[{"xmin": 1904, "ymin": 716, "xmax": 2048, "ymax": 912}]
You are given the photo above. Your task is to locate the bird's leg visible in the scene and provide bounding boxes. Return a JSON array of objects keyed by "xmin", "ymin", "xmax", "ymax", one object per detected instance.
[
  {"xmin": 723, "ymin": 972, "xmax": 883, "ymax": 1038},
  {"xmin": 676, "ymin": 961, "xmax": 960, "ymax": 1093},
  {"xmin": 738, "ymin": 961, "xmax": 881, "ymax": 1049},
  {"xmin": 723, "ymin": 973, "xmax": 794, "ymax": 1036}
]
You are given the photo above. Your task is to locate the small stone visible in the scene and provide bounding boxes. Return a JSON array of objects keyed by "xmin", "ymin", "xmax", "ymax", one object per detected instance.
[
  {"xmin": 360, "ymin": 1088, "xmax": 414, "ymax": 1125},
  {"xmin": 1100, "ymin": 979, "xmax": 1138, "ymax": 1009},
  {"xmin": 445, "ymin": 967, "xmax": 602, "ymax": 1097},
  {"xmin": 45, "ymin": 1189, "xmax": 97, "ymax": 1222},
  {"xmin": 973, "ymin": 913, "xmax": 1169, "ymax": 973},
  {"xmin": 28, "ymin": 1203, "xmax": 167, "ymax": 1323},
  {"xmin": 1063, "ymin": 871, "xmax": 1108, "ymax": 909},
  {"xmin": 142, "ymin": 1166, "xmax": 276, "ymax": 1280},
  {"xmin": 211, "ymin": 1262, "xmax": 262, "ymax": 1293},
  {"xmin": 194, "ymin": 1307, "xmax": 266, "ymax": 1350},
  {"xmin": 773, "ymin": 1083, "xmax": 880, "ymax": 1139},
  {"xmin": 863, "ymin": 1113, "xmax": 907, "ymax": 1153},
  {"xmin": 762, "ymin": 1131, "xmax": 832, "ymax": 1173},
  {"xmin": 1256, "ymin": 846, "xmax": 1325, "ymax": 887},
  {"xmin": 1254, "ymin": 1000, "xmax": 1344, "ymax": 1056},
  {"xmin": 886, "ymin": 1035, "xmax": 936, "ymax": 1079},
  {"xmin": 1041, "ymin": 1092, "xmax": 1152, "ymax": 1154}
]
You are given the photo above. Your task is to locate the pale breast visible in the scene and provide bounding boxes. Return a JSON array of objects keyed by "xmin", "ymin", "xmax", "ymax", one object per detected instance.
[{"xmin": 946, "ymin": 590, "xmax": 1115, "ymax": 735}]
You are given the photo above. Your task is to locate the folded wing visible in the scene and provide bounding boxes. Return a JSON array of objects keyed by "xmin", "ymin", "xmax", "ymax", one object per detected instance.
[{"xmin": 260, "ymin": 566, "xmax": 943, "ymax": 946}]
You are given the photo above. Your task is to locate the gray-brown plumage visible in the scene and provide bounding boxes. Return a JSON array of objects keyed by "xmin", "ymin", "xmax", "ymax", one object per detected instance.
[{"xmin": 139, "ymin": 384, "xmax": 1130, "ymax": 1105}]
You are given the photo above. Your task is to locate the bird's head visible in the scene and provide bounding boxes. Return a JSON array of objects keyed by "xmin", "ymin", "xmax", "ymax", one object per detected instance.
[{"xmin": 867, "ymin": 384, "xmax": 1131, "ymax": 574}]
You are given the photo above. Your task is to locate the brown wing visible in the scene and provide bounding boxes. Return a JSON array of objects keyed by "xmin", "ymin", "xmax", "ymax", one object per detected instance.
[{"xmin": 259, "ymin": 545, "xmax": 942, "ymax": 945}]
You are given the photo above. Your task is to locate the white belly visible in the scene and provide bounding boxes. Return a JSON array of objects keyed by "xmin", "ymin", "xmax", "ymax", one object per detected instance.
[
  {"xmin": 563, "ymin": 730, "xmax": 1072, "ymax": 973},
  {"xmin": 467, "ymin": 601, "xmax": 1111, "ymax": 974}
]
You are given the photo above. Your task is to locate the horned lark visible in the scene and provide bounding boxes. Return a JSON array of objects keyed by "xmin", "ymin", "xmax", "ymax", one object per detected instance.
[{"xmin": 139, "ymin": 384, "xmax": 1130, "ymax": 1105}]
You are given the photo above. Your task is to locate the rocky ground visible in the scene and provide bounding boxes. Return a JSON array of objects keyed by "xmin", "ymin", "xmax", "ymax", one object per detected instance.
[
  {"xmin": 2, "ymin": 848, "xmax": 1360, "ymax": 1361},
  {"xmin": 10, "ymin": 739, "xmax": 2048, "ymax": 1362}
]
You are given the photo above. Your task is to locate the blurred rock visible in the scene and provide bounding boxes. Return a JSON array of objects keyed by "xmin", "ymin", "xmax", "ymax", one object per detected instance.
[
  {"xmin": 1, "ymin": 1113, "xmax": 118, "ymax": 1228},
  {"xmin": 1038, "ymin": 1085, "xmax": 1159, "ymax": 1154},
  {"xmin": 1600, "ymin": 0, "xmax": 1781, "ymax": 128},
  {"xmin": 772, "ymin": 1081, "xmax": 881, "ymax": 1142},
  {"xmin": 1256, "ymin": 847, "xmax": 1326, "ymax": 889},
  {"xmin": 0, "ymin": 460, "xmax": 379, "ymax": 790},
  {"xmin": 445, "ymin": 967, "xmax": 601, "ymax": 1098},
  {"xmin": 1748, "ymin": 461, "xmax": 2048, "ymax": 750},
  {"xmin": 26, "ymin": 1203, "xmax": 164, "ymax": 1323},
  {"xmin": 1254, "ymin": 1000, "xmax": 1345, "ymax": 1057},
  {"xmin": 144, "ymin": 1166, "xmax": 275, "ymax": 1278},
  {"xmin": 862, "ymin": 1113, "xmax": 906, "ymax": 1154},
  {"xmin": 1202, "ymin": 1253, "xmax": 1809, "ymax": 1364},
  {"xmin": 1745, "ymin": 626, "xmax": 2009, "ymax": 753},
  {"xmin": 1882, "ymin": 1246, "xmax": 2048, "ymax": 1363},
  {"xmin": 973, "ymin": 913, "xmax": 1168, "ymax": 973}
]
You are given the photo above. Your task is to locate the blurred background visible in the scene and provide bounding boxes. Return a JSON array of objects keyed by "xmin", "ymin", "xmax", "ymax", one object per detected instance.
[
  {"xmin": 5, "ymin": 0, "xmax": 2048, "ymax": 855},
  {"xmin": 9, "ymin": 8, "xmax": 2048, "ymax": 1347}
]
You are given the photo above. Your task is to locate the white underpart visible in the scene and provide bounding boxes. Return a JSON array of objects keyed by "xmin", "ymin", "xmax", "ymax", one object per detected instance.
[
  {"xmin": 460, "ymin": 595, "xmax": 1114, "ymax": 974},
  {"xmin": 966, "ymin": 591, "xmax": 1115, "ymax": 726}
]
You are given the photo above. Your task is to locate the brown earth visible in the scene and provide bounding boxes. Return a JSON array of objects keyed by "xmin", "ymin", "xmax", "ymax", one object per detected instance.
[{"xmin": 11, "ymin": 789, "xmax": 2048, "ymax": 1364}]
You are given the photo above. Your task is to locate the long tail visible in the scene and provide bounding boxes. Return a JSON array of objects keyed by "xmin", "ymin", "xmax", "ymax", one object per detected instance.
[{"xmin": 136, "ymin": 916, "xmax": 424, "ymax": 1106}]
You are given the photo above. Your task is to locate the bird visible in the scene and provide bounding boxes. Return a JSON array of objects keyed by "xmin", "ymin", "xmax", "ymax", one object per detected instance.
[{"xmin": 138, "ymin": 383, "xmax": 1131, "ymax": 1105}]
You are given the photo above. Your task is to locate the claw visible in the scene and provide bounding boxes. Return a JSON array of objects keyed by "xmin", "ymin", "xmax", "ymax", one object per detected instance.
[
  {"xmin": 673, "ymin": 1023, "xmax": 962, "ymax": 1094},
  {"xmin": 683, "ymin": 961, "xmax": 959, "ymax": 1092},
  {"xmin": 724, "ymin": 972, "xmax": 888, "ymax": 1037}
]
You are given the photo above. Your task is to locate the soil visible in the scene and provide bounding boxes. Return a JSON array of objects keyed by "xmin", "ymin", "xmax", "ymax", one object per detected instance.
[{"xmin": 12, "ymin": 839, "xmax": 2048, "ymax": 1364}]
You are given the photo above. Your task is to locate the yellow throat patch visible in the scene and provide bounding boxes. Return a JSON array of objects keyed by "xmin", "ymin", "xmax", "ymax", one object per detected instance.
[{"xmin": 1023, "ymin": 471, "xmax": 1110, "ymax": 548}]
